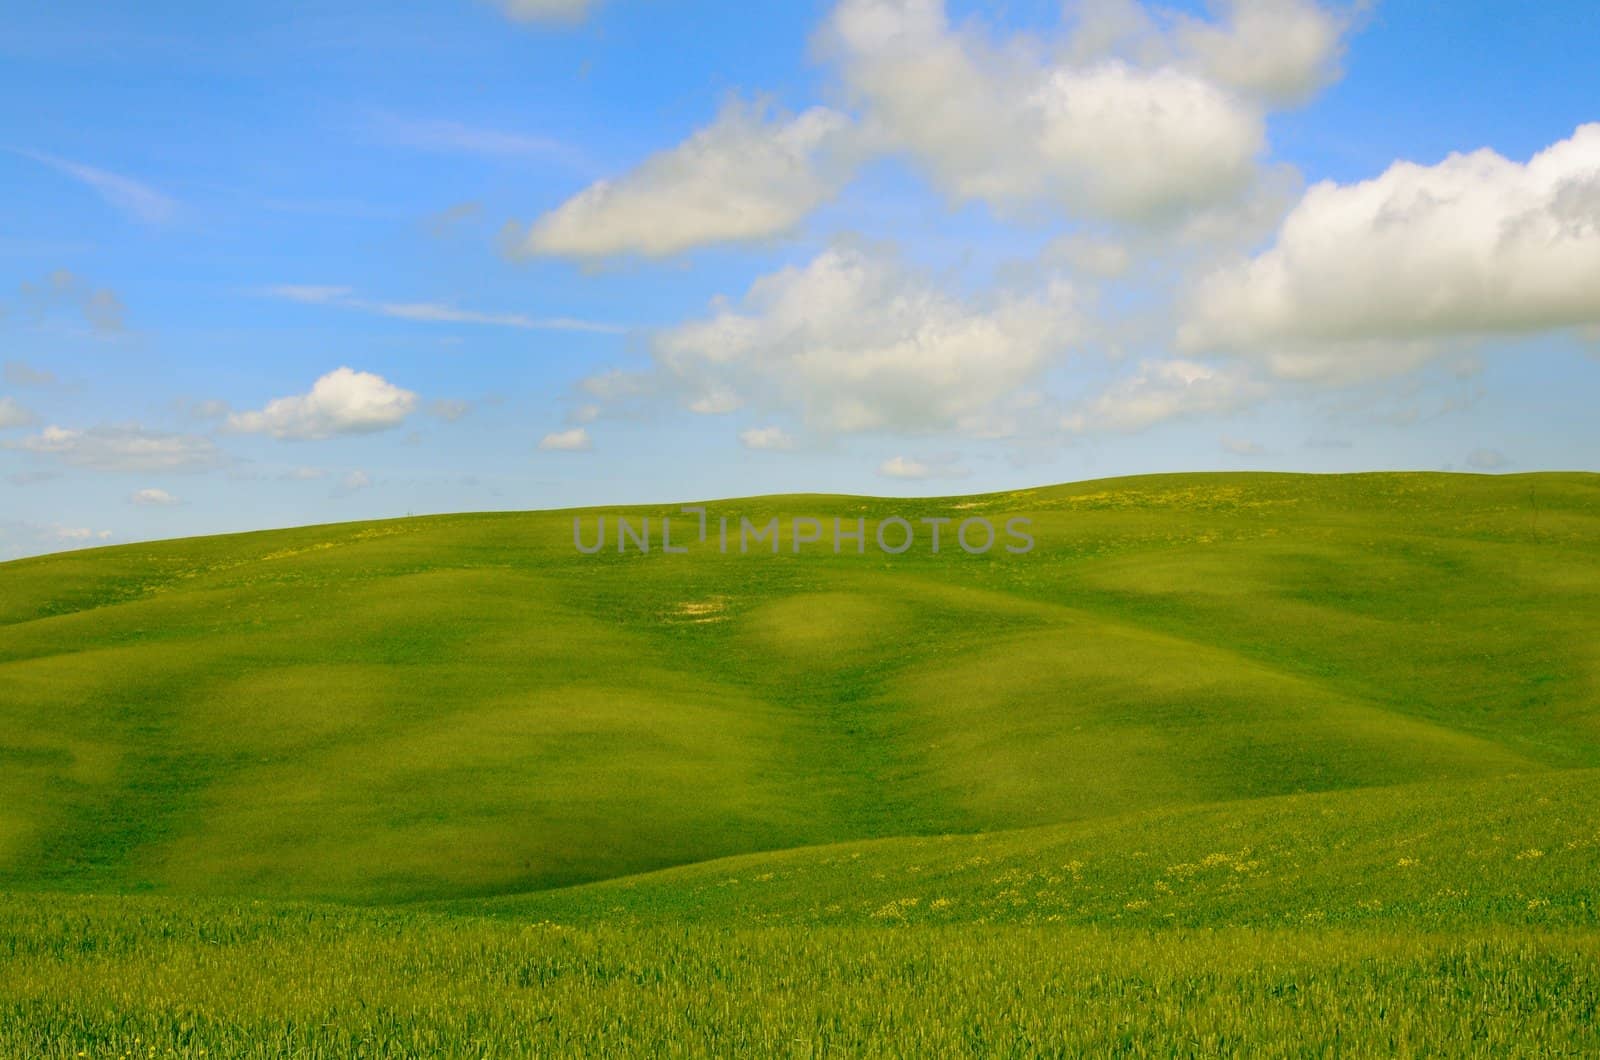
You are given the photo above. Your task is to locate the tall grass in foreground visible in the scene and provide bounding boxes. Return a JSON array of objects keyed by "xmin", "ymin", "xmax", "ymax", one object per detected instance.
[{"xmin": 2, "ymin": 896, "xmax": 1597, "ymax": 1058}]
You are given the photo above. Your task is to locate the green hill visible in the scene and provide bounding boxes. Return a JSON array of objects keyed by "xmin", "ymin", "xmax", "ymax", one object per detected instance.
[
  {"xmin": 4, "ymin": 471, "xmax": 1600, "ymax": 1056},
  {"xmin": 2, "ymin": 471, "xmax": 1597, "ymax": 903},
  {"xmin": 458, "ymin": 767, "xmax": 1600, "ymax": 931}
]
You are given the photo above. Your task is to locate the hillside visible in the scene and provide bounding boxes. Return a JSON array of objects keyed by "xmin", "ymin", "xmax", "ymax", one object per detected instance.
[
  {"xmin": 2, "ymin": 471, "xmax": 1598, "ymax": 904},
  {"xmin": 457, "ymin": 767, "xmax": 1600, "ymax": 931}
]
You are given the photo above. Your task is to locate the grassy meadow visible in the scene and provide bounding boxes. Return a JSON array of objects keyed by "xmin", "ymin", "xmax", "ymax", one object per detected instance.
[{"xmin": 2, "ymin": 471, "xmax": 1599, "ymax": 1054}]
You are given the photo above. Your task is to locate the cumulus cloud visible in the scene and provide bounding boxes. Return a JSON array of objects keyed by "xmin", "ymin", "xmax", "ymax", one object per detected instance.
[
  {"xmin": 738, "ymin": 426, "xmax": 795, "ymax": 451},
  {"xmin": 1175, "ymin": 0, "xmax": 1348, "ymax": 106},
  {"xmin": 878, "ymin": 452, "xmax": 970, "ymax": 479},
  {"xmin": 1064, "ymin": 358, "xmax": 1266, "ymax": 433},
  {"xmin": 0, "ymin": 396, "xmax": 36, "ymax": 430},
  {"xmin": 539, "ymin": 427, "xmax": 593, "ymax": 451},
  {"xmin": 227, "ymin": 368, "xmax": 419, "ymax": 441},
  {"xmin": 820, "ymin": 0, "xmax": 1314, "ymax": 224},
  {"xmin": 1044, "ymin": 235, "xmax": 1133, "ymax": 278},
  {"xmin": 129, "ymin": 487, "xmax": 179, "ymax": 506},
  {"xmin": 511, "ymin": 100, "xmax": 854, "ymax": 259},
  {"xmin": 7, "ymin": 425, "xmax": 222, "ymax": 472},
  {"xmin": 497, "ymin": 1, "xmax": 1346, "ymax": 254},
  {"xmin": 490, "ymin": 0, "xmax": 595, "ymax": 23},
  {"xmin": 640, "ymin": 245, "xmax": 1078, "ymax": 436},
  {"xmin": 1181, "ymin": 124, "xmax": 1600, "ymax": 381}
]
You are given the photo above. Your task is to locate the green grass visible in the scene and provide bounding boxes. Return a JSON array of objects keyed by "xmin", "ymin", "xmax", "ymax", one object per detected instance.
[
  {"xmin": 453, "ymin": 767, "xmax": 1600, "ymax": 932},
  {"xmin": 4, "ymin": 898, "xmax": 1598, "ymax": 1058},
  {"xmin": 1, "ymin": 471, "xmax": 1598, "ymax": 1054}
]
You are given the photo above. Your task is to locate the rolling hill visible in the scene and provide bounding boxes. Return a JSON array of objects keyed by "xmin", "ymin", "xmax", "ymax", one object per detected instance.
[
  {"xmin": 1, "ymin": 471, "xmax": 1597, "ymax": 905},
  {"xmin": 3, "ymin": 471, "xmax": 1600, "ymax": 1055}
]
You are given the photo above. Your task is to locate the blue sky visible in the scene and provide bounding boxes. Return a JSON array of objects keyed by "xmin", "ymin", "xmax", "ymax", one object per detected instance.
[{"xmin": 1, "ymin": 0, "xmax": 1597, "ymax": 557}]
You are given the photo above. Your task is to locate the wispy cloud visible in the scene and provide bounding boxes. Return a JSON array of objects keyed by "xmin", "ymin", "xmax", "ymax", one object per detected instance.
[
  {"xmin": 259, "ymin": 284, "xmax": 624, "ymax": 335},
  {"xmin": 6, "ymin": 424, "xmax": 222, "ymax": 472},
  {"xmin": 15, "ymin": 149, "xmax": 176, "ymax": 224},
  {"xmin": 368, "ymin": 113, "xmax": 588, "ymax": 171},
  {"xmin": 878, "ymin": 453, "xmax": 970, "ymax": 481}
]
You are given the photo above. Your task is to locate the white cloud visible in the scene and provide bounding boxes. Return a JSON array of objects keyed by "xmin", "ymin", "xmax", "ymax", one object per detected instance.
[
  {"xmin": 1220, "ymin": 435, "xmax": 1265, "ymax": 455},
  {"xmin": 129, "ymin": 487, "xmax": 179, "ymax": 506},
  {"xmin": 738, "ymin": 426, "xmax": 795, "ymax": 451},
  {"xmin": 17, "ymin": 150, "xmax": 176, "ymax": 224},
  {"xmin": 822, "ymin": 0, "xmax": 1284, "ymax": 224},
  {"xmin": 539, "ymin": 427, "xmax": 593, "ymax": 451},
  {"xmin": 1065, "ymin": 358, "xmax": 1266, "ymax": 433},
  {"xmin": 579, "ymin": 370, "xmax": 648, "ymax": 402},
  {"xmin": 51, "ymin": 526, "xmax": 114, "ymax": 542},
  {"xmin": 878, "ymin": 453, "xmax": 970, "ymax": 479},
  {"xmin": 227, "ymin": 368, "xmax": 419, "ymax": 441},
  {"xmin": 264, "ymin": 285, "xmax": 351, "ymax": 304},
  {"xmin": 512, "ymin": 100, "xmax": 854, "ymax": 259},
  {"xmin": 0, "ymin": 396, "xmax": 36, "ymax": 430},
  {"xmin": 260, "ymin": 285, "xmax": 622, "ymax": 334},
  {"xmin": 1181, "ymin": 124, "xmax": 1600, "ymax": 381},
  {"xmin": 643, "ymin": 245, "xmax": 1079, "ymax": 435},
  {"xmin": 0, "ymin": 521, "xmax": 116, "ymax": 559},
  {"xmin": 1176, "ymin": 0, "xmax": 1347, "ymax": 106},
  {"xmin": 490, "ymin": 0, "xmax": 595, "ymax": 23},
  {"xmin": 1173, "ymin": 162, "xmax": 1306, "ymax": 252},
  {"xmin": 1044, "ymin": 235, "xmax": 1133, "ymax": 278},
  {"xmin": 7, "ymin": 425, "xmax": 222, "ymax": 472},
  {"xmin": 281, "ymin": 466, "xmax": 327, "ymax": 481}
]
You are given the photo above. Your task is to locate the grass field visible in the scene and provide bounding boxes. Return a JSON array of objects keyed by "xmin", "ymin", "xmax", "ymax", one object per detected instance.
[{"xmin": 2, "ymin": 471, "xmax": 1598, "ymax": 1054}]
